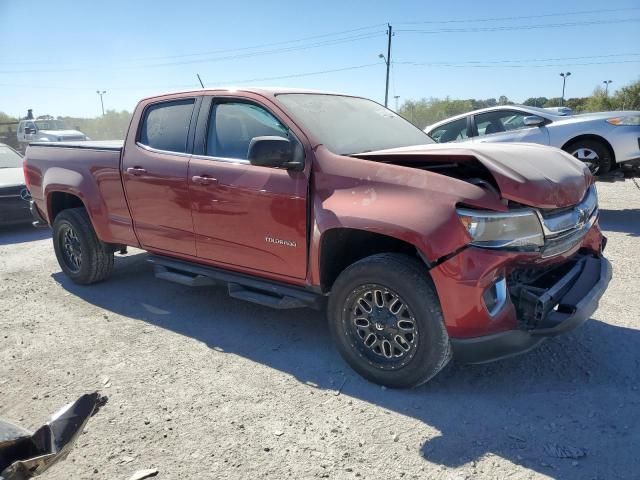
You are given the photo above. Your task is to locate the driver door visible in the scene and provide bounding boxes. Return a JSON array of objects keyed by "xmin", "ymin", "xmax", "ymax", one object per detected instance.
[{"xmin": 188, "ymin": 98, "xmax": 309, "ymax": 280}]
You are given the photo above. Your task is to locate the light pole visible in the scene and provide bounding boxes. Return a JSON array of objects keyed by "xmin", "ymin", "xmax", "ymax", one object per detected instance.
[
  {"xmin": 559, "ymin": 72, "xmax": 571, "ymax": 106},
  {"xmin": 603, "ymin": 80, "xmax": 612, "ymax": 96},
  {"xmin": 394, "ymin": 95, "xmax": 400, "ymax": 111},
  {"xmin": 96, "ymin": 90, "xmax": 106, "ymax": 116}
]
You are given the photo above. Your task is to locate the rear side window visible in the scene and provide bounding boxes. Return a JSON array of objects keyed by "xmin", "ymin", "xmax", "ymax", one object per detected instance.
[
  {"xmin": 139, "ymin": 99, "xmax": 195, "ymax": 153},
  {"xmin": 430, "ymin": 118, "xmax": 469, "ymax": 143}
]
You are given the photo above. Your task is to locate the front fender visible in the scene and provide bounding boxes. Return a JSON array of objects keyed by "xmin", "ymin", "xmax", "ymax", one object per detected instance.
[{"xmin": 308, "ymin": 147, "xmax": 502, "ymax": 285}]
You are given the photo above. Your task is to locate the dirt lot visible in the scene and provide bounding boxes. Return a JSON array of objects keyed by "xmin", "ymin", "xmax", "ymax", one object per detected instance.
[{"xmin": 1, "ymin": 176, "xmax": 639, "ymax": 480}]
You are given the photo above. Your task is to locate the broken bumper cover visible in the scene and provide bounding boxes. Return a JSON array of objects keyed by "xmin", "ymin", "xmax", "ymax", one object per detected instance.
[{"xmin": 450, "ymin": 255, "xmax": 612, "ymax": 364}]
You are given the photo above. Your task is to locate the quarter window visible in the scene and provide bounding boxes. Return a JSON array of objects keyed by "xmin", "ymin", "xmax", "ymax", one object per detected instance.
[
  {"xmin": 429, "ymin": 118, "xmax": 469, "ymax": 143},
  {"xmin": 207, "ymin": 102, "xmax": 289, "ymax": 159},
  {"xmin": 475, "ymin": 111, "xmax": 530, "ymax": 137},
  {"xmin": 139, "ymin": 99, "xmax": 195, "ymax": 153}
]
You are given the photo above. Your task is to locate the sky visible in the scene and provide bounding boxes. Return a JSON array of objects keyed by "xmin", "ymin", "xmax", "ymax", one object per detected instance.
[{"xmin": 1, "ymin": 0, "xmax": 639, "ymax": 118}]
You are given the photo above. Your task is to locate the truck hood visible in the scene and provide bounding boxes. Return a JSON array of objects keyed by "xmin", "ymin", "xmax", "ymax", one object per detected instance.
[
  {"xmin": 38, "ymin": 129, "xmax": 85, "ymax": 137},
  {"xmin": 352, "ymin": 142, "xmax": 590, "ymax": 209},
  {"xmin": 0, "ymin": 167, "xmax": 26, "ymax": 188}
]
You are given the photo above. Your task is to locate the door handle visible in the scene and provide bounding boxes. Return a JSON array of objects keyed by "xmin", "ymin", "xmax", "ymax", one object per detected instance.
[
  {"xmin": 192, "ymin": 175, "xmax": 218, "ymax": 186},
  {"xmin": 126, "ymin": 167, "xmax": 147, "ymax": 176}
]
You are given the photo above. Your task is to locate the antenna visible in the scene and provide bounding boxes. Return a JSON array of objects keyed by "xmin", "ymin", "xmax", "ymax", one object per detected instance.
[{"xmin": 197, "ymin": 74, "xmax": 205, "ymax": 89}]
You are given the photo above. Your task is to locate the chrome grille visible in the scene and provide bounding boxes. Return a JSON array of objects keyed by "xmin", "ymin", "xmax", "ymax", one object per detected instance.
[{"xmin": 537, "ymin": 186, "xmax": 598, "ymax": 258}]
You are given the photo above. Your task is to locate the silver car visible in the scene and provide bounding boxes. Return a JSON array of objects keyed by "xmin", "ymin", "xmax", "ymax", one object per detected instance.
[{"xmin": 425, "ymin": 105, "xmax": 640, "ymax": 174}]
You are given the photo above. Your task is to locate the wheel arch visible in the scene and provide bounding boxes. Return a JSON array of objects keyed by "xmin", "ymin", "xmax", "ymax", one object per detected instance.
[
  {"xmin": 47, "ymin": 191, "xmax": 86, "ymax": 223},
  {"xmin": 561, "ymin": 134, "xmax": 616, "ymax": 163},
  {"xmin": 318, "ymin": 227, "xmax": 428, "ymax": 293}
]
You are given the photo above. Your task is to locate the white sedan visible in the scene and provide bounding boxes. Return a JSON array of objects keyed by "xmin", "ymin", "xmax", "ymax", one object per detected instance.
[{"xmin": 425, "ymin": 105, "xmax": 640, "ymax": 174}]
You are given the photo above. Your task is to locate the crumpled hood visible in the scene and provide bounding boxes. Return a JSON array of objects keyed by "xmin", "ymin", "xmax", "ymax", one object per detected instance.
[
  {"xmin": 0, "ymin": 167, "xmax": 26, "ymax": 188},
  {"xmin": 38, "ymin": 129, "xmax": 85, "ymax": 137},
  {"xmin": 352, "ymin": 142, "xmax": 591, "ymax": 209}
]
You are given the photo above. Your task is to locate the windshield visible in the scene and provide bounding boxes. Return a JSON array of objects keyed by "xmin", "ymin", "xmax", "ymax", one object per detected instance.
[
  {"xmin": 34, "ymin": 120, "xmax": 68, "ymax": 131},
  {"xmin": 0, "ymin": 145, "xmax": 23, "ymax": 168},
  {"xmin": 276, "ymin": 94, "xmax": 433, "ymax": 155}
]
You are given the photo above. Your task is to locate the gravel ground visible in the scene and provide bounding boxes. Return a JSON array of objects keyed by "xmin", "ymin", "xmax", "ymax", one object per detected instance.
[{"xmin": 1, "ymin": 176, "xmax": 639, "ymax": 480}]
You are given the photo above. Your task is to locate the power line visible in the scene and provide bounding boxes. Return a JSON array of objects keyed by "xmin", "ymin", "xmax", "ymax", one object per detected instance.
[
  {"xmin": 397, "ymin": 18, "xmax": 640, "ymax": 34},
  {"xmin": 397, "ymin": 53, "xmax": 640, "ymax": 66},
  {"xmin": 0, "ymin": 32, "xmax": 382, "ymax": 74},
  {"xmin": 215, "ymin": 63, "xmax": 381, "ymax": 85},
  {"xmin": 1, "ymin": 54, "xmax": 638, "ymax": 92},
  {"xmin": 0, "ymin": 63, "xmax": 382, "ymax": 91},
  {"xmin": 395, "ymin": 60, "xmax": 640, "ymax": 68},
  {"xmin": 395, "ymin": 6, "xmax": 640, "ymax": 25}
]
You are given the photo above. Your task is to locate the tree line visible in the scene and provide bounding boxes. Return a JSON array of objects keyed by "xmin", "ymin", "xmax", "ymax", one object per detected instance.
[{"xmin": 399, "ymin": 78, "xmax": 640, "ymax": 128}]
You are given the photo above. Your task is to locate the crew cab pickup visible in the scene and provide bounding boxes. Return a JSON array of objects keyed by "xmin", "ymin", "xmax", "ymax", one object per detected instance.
[{"xmin": 24, "ymin": 88, "xmax": 612, "ymax": 388}]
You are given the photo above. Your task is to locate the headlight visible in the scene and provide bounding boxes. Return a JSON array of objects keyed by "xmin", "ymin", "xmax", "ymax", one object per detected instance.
[
  {"xmin": 456, "ymin": 208, "xmax": 544, "ymax": 250},
  {"xmin": 606, "ymin": 115, "xmax": 640, "ymax": 126}
]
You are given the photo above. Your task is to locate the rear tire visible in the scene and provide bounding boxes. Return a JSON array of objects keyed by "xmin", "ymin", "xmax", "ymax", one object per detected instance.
[
  {"xmin": 327, "ymin": 253, "xmax": 451, "ymax": 388},
  {"xmin": 564, "ymin": 139, "xmax": 612, "ymax": 175},
  {"xmin": 52, "ymin": 208, "xmax": 114, "ymax": 285}
]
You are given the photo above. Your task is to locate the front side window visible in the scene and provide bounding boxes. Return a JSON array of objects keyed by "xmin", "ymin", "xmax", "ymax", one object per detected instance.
[
  {"xmin": 139, "ymin": 99, "xmax": 195, "ymax": 153},
  {"xmin": 429, "ymin": 118, "xmax": 469, "ymax": 143},
  {"xmin": 475, "ymin": 111, "xmax": 530, "ymax": 137},
  {"xmin": 207, "ymin": 102, "xmax": 289, "ymax": 159}
]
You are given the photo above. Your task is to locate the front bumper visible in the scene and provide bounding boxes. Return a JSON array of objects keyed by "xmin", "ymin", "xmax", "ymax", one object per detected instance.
[{"xmin": 450, "ymin": 254, "xmax": 612, "ymax": 364}]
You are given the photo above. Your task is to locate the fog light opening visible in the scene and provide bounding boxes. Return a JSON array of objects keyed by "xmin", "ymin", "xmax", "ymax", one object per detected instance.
[{"xmin": 483, "ymin": 276, "xmax": 507, "ymax": 317}]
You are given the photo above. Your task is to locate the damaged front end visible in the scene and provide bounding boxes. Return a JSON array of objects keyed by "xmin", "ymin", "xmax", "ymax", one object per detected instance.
[
  {"xmin": 429, "ymin": 184, "xmax": 611, "ymax": 364},
  {"xmin": 0, "ymin": 393, "xmax": 106, "ymax": 480}
]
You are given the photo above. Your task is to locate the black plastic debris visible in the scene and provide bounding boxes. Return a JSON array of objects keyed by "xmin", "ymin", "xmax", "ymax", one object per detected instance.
[{"xmin": 0, "ymin": 392, "xmax": 106, "ymax": 480}]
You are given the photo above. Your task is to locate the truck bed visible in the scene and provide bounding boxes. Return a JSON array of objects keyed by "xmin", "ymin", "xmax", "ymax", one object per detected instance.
[
  {"xmin": 29, "ymin": 140, "xmax": 124, "ymax": 151},
  {"xmin": 25, "ymin": 139, "xmax": 138, "ymax": 246}
]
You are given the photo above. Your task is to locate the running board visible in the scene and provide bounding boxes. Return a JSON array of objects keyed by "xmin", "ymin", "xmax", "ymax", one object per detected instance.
[{"xmin": 148, "ymin": 255, "xmax": 322, "ymax": 310}]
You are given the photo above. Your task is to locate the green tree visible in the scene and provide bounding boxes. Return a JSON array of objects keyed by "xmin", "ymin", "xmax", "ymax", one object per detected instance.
[
  {"xmin": 612, "ymin": 78, "xmax": 640, "ymax": 110},
  {"xmin": 523, "ymin": 97, "xmax": 549, "ymax": 107}
]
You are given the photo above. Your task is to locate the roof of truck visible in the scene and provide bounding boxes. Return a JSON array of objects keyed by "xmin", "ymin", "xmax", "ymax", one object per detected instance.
[{"xmin": 139, "ymin": 87, "xmax": 353, "ymax": 102}]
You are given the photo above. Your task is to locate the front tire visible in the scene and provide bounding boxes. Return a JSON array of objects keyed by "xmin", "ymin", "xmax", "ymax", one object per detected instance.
[
  {"xmin": 328, "ymin": 253, "xmax": 451, "ymax": 388},
  {"xmin": 565, "ymin": 139, "xmax": 612, "ymax": 175},
  {"xmin": 52, "ymin": 208, "xmax": 114, "ymax": 285}
]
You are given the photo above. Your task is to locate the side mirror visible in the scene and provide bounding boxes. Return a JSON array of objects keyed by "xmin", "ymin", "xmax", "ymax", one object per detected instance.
[
  {"xmin": 24, "ymin": 127, "xmax": 36, "ymax": 135},
  {"xmin": 523, "ymin": 115, "xmax": 545, "ymax": 127},
  {"xmin": 247, "ymin": 136, "xmax": 294, "ymax": 168}
]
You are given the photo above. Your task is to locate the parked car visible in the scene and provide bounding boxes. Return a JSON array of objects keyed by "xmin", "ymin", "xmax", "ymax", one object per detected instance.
[
  {"xmin": 24, "ymin": 89, "xmax": 611, "ymax": 388},
  {"xmin": 0, "ymin": 143, "xmax": 32, "ymax": 226},
  {"xmin": 425, "ymin": 105, "xmax": 640, "ymax": 174},
  {"xmin": 17, "ymin": 118, "xmax": 88, "ymax": 149}
]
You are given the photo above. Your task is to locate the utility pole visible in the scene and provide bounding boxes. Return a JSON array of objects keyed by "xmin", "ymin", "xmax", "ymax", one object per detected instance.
[
  {"xmin": 394, "ymin": 95, "xmax": 400, "ymax": 111},
  {"xmin": 559, "ymin": 72, "xmax": 571, "ymax": 106},
  {"xmin": 603, "ymin": 80, "xmax": 612, "ymax": 96},
  {"xmin": 96, "ymin": 90, "xmax": 106, "ymax": 116},
  {"xmin": 378, "ymin": 24, "xmax": 393, "ymax": 108}
]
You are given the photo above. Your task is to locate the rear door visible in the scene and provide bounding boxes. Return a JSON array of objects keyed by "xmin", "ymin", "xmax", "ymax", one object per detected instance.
[
  {"xmin": 188, "ymin": 96, "xmax": 309, "ymax": 279},
  {"xmin": 122, "ymin": 97, "xmax": 200, "ymax": 256},
  {"xmin": 471, "ymin": 109, "xmax": 550, "ymax": 145}
]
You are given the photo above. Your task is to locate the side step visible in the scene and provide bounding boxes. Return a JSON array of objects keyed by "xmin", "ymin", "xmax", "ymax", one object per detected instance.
[{"xmin": 148, "ymin": 255, "xmax": 323, "ymax": 310}]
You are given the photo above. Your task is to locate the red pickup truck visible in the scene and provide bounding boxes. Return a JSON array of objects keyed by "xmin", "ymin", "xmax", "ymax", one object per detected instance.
[{"xmin": 24, "ymin": 88, "xmax": 612, "ymax": 388}]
